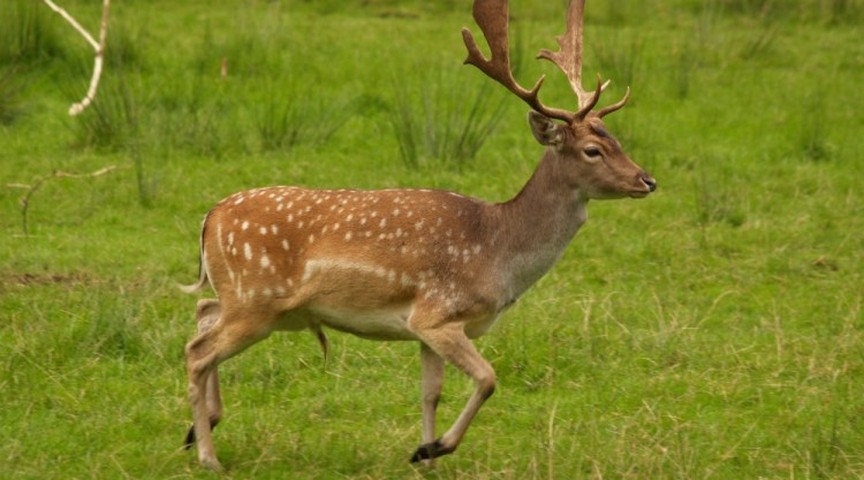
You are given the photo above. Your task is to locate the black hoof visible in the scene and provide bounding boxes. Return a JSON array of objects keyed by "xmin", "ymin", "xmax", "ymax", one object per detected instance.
[
  {"xmin": 410, "ymin": 439, "xmax": 453, "ymax": 463},
  {"xmin": 184, "ymin": 419, "xmax": 219, "ymax": 450},
  {"xmin": 184, "ymin": 425, "xmax": 196, "ymax": 450}
]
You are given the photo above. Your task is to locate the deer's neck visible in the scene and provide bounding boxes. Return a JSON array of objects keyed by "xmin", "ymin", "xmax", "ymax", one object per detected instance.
[{"xmin": 492, "ymin": 150, "xmax": 589, "ymax": 300}]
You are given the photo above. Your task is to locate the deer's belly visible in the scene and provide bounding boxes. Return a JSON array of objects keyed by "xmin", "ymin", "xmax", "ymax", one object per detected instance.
[{"xmin": 311, "ymin": 304, "xmax": 418, "ymax": 341}]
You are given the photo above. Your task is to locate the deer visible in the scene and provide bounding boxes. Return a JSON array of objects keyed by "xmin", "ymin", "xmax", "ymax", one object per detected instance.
[{"xmin": 181, "ymin": 0, "xmax": 656, "ymax": 471}]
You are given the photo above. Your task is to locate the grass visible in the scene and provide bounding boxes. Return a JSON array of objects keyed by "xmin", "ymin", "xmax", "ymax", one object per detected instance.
[
  {"xmin": 0, "ymin": 65, "xmax": 29, "ymax": 125},
  {"xmin": 1, "ymin": 0, "xmax": 864, "ymax": 478},
  {"xmin": 389, "ymin": 65, "xmax": 507, "ymax": 169}
]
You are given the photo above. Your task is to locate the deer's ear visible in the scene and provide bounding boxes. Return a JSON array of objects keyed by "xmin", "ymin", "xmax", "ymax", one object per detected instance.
[{"xmin": 528, "ymin": 111, "xmax": 565, "ymax": 147}]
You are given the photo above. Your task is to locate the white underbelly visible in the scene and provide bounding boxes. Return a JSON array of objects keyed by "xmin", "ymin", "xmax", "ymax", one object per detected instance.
[{"xmin": 311, "ymin": 304, "xmax": 417, "ymax": 341}]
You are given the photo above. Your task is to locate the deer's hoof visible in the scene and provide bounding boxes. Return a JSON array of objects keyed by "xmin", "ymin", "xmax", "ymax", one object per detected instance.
[
  {"xmin": 184, "ymin": 425, "xmax": 196, "ymax": 450},
  {"xmin": 200, "ymin": 456, "xmax": 224, "ymax": 472},
  {"xmin": 410, "ymin": 439, "xmax": 455, "ymax": 463}
]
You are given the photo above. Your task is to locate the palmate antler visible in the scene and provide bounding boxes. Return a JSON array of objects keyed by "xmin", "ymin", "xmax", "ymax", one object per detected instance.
[{"xmin": 462, "ymin": 0, "xmax": 630, "ymax": 123}]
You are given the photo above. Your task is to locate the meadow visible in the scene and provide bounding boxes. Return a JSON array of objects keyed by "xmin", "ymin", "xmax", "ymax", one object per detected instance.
[{"xmin": 1, "ymin": 0, "xmax": 863, "ymax": 477}]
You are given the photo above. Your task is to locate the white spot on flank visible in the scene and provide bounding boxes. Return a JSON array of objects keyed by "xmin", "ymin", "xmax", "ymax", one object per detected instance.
[
  {"xmin": 259, "ymin": 226, "xmax": 268, "ymax": 235},
  {"xmin": 271, "ymin": 224, "xmax": 279, "ymax": 235},
  {"xmin": 344, "ymin": 232, "xmax": 353, "ymax": 241},
  {"xmin": 260, "ymin": 254, "xmax": 271, "ymax": 269},
  {"xmin": 244, "ymin": 243, "xmax": 252, "ymax": 260},
  {"xmin": 242, "ymin": 221, "xmax": 250, "ymax": 231},
  {"xmin": 282, "ymin": 239, "xmax": 290, "ymax": 250}
]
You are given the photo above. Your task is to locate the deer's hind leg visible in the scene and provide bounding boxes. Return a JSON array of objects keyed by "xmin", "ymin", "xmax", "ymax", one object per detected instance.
[
  {"xmin": 184, "ymin": 302, "xmax": 273, "ymax": 471},
  {"xmin": 184, "ymin": 299, "xmax": 224, "ymax": 449}
]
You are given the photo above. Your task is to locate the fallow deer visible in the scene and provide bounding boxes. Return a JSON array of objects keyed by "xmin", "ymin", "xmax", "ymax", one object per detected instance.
[{"xmin": 182, "ymin": 0, "xmax": 656, "ymax": 470}]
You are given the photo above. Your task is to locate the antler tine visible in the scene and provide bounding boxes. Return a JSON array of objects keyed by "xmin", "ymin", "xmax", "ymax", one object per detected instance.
[
  {"xmin": 595, "ymin": 86, "xmax": 631, "ymax": 118},
  {"xmin": 536, "ymin": 0, "xmax": 589, "ymax": 104},
  {"xmin": 537, "ymin": 0, "xmax": 622, "ymax": 119},
  {"xmin": 462, "ymin": 0, "xmax": 575, "ymax": 123}
]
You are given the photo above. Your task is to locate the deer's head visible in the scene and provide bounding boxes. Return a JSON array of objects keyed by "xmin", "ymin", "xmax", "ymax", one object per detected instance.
[{"xmin": 463, "ymin": 0, "xmax": 656, "ymax": 200}]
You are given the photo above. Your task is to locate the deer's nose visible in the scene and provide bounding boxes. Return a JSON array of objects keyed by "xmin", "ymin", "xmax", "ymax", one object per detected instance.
[{"xmin": 641, "ymin": 173, "xmax": 657, "ymax": 192}]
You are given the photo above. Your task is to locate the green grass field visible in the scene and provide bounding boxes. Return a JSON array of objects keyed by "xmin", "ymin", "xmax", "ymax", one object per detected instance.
[{"xmin": 2, "ymin": 0, "xmax": 863, "ymax": 477}]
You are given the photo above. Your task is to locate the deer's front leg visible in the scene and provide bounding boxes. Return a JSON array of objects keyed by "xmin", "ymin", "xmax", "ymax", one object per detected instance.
[
  {"xmin": 409, "ymin": 319, "xmax": 496, "ymax": 462},
  {"xmin": 419, "ymin": 342, "xmax": 445, "ymax": 465}
]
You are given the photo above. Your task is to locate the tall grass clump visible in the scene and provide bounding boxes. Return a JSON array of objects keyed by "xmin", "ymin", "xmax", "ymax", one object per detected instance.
[
  {"xmin": 738, "ymin": 23, "xmax": 779, "ymax": 61},
  {"xmin": 63, "ymin": 20, "xmax": 147, "ymax": 150},
  {"xmin": 693, "ymin": 160, "xmax": 747, "ymax": 228},
  {"xmin": 670, "ymin": 42, "xmax": 699, "ymax": 99},
  {"xmin": 103, "ymin": 18, "xmax": 147, "ymax": 72},
  {"xmin": 593, "ymin": 31, "xmax": 644, "ymax": 88},
  {"xmin": 255, "ymin": 86, "xmax": 356, "ymax": 152},
  {"xmin": 820, "ymin": 0, "xmax": 863, "ymax": 24},
  {"xmin": 145, "ymin": 73, "xmax": 245, "ymax": 159},
  {"xmin": 706, "ymin": 0, "xmax": 863, "ymax": 23},
  {"xmin": 0, "ymin": 0, "xmax": 64, "ymax": 65},
  {"xmin": 670, "ymin": 3, "xmax": 716, "ymax": 99},
  {"xmin": 0, "ymin": 67, "xmax": 28, "ymax": 125},
  {"xmin": 797, "ymin": 85, "xmax": 832, "ymax": 161},
  {"xmin": 192, "ymin": 8, "xmax": 289, "ymax": 78},
  {"xmin": 66, "ymin": 73, "xmax": 140, "ymax": 150},
  {"xmin": 389, "ymin": 66, "xmax": 507, "ymax": 169}
]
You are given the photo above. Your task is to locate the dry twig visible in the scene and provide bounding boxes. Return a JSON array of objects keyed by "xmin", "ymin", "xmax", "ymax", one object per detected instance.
[{"xmin": 6, "ymin": 165, "xmax": 117, "ymax": 236}]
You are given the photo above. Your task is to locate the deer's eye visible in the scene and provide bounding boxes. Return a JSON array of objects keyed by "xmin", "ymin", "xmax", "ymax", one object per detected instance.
[{"xmin": 584, "ymin": 146, "xmax": 603, "ymax": 158}]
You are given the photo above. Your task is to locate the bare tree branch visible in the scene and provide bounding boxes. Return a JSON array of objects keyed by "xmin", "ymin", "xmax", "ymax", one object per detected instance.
[
  {"xmin": 6, "ymin": 165, "xmax": 118, "ymax": 236},
  {"xmin": 42, "ymin": 0, "xmax": 111, "ymax": 116}
]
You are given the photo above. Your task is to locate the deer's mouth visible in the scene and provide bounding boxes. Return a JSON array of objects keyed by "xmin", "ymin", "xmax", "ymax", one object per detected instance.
[{"xmin": 628, "ymin": 174, "xmax": 656, "ymax": 198}]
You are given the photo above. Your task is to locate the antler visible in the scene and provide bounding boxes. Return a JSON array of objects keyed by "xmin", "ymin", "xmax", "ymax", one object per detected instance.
[
  {"xmin": 462, "ymin": 0, "xmax": 576, "ymax": 123},
  {"xmin": 463, "ymin": 0, "xmax": 630, "ymax": 122}
]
